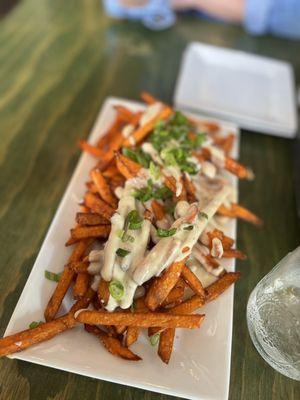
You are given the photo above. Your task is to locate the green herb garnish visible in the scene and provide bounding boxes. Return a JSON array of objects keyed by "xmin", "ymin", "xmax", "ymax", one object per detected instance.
[
  {"xmin": 109, "ymin": 280, "xmax": 125, "ymax": 300},
  {"xmin": 29, "ymin": 321, "xmax": 43, "ymax": 329},
  {"xmin": 117, "ymin": 229, "xmax": 135, "ymax": 243},
  {"xmin": 126, "ymin": 210, "xmax": 143, "ymax": 230},
  {"xmin": 156, "ymin": 227, "xmax": 177, "ymax": 237},
  {"xmin": 134, "ymin": 180, "xmax": 172, "ymax": 202},
  {"xmin": 149, "ymin": 333, "xmax": 160, "ymax": 346},
  {"xmin": 183, "ymin": 225, "xmax": 194, "ymax": 231},
  {"xmin": 116, "ymin": 248, "xmax": 131, "ymax": 258},
  {"xmin": 44, "ymin": 270, "xmax": 61, "ymax": 282},
  {"xmin": 199, "ymin": 212, "xmax": 209, "ymax": 219},
  {"xmin": 149, "ymin": 161, "xmax": 161, "ymax": 180}
]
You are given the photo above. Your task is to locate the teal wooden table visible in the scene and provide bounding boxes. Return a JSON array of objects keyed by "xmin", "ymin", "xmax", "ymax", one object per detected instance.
[{"xmin": 0, "ymin": 1, "xmax": 299, "ymax": 399}]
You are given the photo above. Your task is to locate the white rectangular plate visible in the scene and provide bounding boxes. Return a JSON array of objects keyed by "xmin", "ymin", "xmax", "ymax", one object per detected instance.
[
  {"xmin": 5, "ymin": 97, "xmax": 239, "ymax": 400},
  {"xmin": 174, "ymin": 42, "xmax": 297, "ymax": 138}
]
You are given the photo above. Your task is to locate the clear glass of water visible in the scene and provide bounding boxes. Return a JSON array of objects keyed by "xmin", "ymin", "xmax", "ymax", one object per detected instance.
[{"xmin": 247, "ymin": 247, "xmax": 300, "ymax": 381}]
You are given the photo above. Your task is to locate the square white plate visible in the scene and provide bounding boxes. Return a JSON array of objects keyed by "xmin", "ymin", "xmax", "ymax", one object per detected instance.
[
  {"xmin": 174, "ymin": 42, "xmax": 297, "ymax": 138},
  {"xmin": 5, "ymin": 97, "xmax": 239, "ymax": 400}
]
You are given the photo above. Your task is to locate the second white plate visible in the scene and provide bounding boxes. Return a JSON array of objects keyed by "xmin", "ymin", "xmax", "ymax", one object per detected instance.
[{"xmin": 174, "ymin": 42, "xmax": 297, "ymax": 138}]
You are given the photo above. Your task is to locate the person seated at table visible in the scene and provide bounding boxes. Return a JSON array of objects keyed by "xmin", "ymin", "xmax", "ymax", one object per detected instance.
[{"xmin": 171, "ymin": 0, "xmax": 300, "ymax": 39}]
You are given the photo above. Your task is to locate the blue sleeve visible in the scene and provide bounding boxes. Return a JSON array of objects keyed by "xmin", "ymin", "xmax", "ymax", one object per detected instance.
[{"xmin": 245, "ymin": 0, "xmax": 300, "ymax": 39}]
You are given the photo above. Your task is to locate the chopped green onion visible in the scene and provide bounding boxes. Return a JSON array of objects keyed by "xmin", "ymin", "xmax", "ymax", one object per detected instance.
[
  {"xmin": 164, "ymin": 201, "xmax": 176, "ymax": 215},
  {"xmin": 149, "ymin": 333, "xmax": 160, "ymax": 346},
  {"xmin": 122, "ymin": 147, "xmax": 151, "ymax": 168},
  {"xmin": 149, "ymin": 161, "xmax": 161, "ymax": 180},
  {"xmin": 183, "ymin": 225, "xmax": 194, "ymax": 231},
  {"xmin": 199, "ymin": 212, "xmax": 209, "ymax": 219},
  {"xmin": 153, "ymin": 185, "xmax": 173, "ymax": 200},
  {"xmin": 117, "ymin": 229, "xmax": 135, "ymax": 243},
  {"xmin": 133, "ymin": 186, "xmax": 152, "ymax": 202},
  {"xmin": 29, "ymin": 321, "xmax": 43, "ymax": 329},
  {"xmin": 126, "ymin": 210, "xmax": 143, "ymax": 230},
  {"xmin": 109, "ymin": 280, "xmax": 125, "ymax": 300},
  {"xmin": 116, "ymin": 248, "xmax": 131, "ymax": 258},
  {"xmin": 156, "ymin": 227, "xmax": 177, "ymax": 238},
  {"xmin": 45, "ymin": 270, "xmax": 61, "ymax": 282}
]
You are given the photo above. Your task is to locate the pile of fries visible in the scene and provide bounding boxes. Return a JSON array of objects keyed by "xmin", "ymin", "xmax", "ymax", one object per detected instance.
[{"xmin": 0, "ymin": 93, "xmax": 262, "ymax": 364}]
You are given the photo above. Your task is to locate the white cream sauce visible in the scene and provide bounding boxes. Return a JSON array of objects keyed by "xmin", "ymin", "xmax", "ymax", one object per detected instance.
[{"xmin": 139, "ymin": 102, "xmax": 163, "ymax": 127}]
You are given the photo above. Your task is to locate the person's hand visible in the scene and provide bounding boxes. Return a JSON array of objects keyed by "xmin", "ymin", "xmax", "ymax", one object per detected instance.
[{"xmin": 170, "ymin": 0, "xmax": 245, "ymax": 23}]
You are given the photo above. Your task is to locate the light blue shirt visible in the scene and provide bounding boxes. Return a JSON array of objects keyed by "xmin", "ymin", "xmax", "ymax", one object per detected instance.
[{"xmin": 245, "ymin": 0, "xmax": 300, "ymax": 39}]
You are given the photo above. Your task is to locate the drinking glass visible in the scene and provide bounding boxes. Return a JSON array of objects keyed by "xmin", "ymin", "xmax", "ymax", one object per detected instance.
[{"xmin": 247, "ymin": 247, "xmax": 300, "ymax": 380}]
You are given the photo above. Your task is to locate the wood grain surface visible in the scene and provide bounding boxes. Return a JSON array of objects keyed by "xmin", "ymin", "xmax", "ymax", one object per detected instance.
[{"xmin": 0, "ymin": 1, "xmax": 299, "ymax": 399}]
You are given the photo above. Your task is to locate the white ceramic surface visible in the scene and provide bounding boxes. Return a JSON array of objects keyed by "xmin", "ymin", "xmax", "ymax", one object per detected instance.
[
  {"xmin": 5, "ymin": 97, "xmax": 239, "ymax": 400},
  {"xmin": 174, "ymin": 42, "xmax": 297, "ymax": 138}
]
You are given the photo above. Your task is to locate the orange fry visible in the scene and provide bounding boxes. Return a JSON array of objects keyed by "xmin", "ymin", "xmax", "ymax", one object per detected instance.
[
  {"xmin": 125, "ymin": 327, "xmax": 140, "ymax": 347},
  {"xmin": 44, "ymin": 240, "xmax": 92, "ymax": 321},
  {"xmin": 79, "ymin": 140, "xmax": 104, "ymax": 159},
  {"xmin": 181, "ymin": 265, "xmax": 205, "ymax": 298},
  {"xmin": 145, "ymin": 261, "xmax": 185, "ymax": 311},
  {"xmin": 115, "ymin": 153, "xmax": 141, "ymax": 179},
  {"xmin": 85, "ymin": 324, "xmax": 141, "ymax": 361},
  {"xmin": 67, "ymin": 261, "xmax": 89, "ymax": 273},
  {"xmin": 70, "ymin": 225, "xmax": 110, "ymax": 242},
  {"xmin": 76, "ymin": 310, "xmax": 205, "ymax": 329},
  {"xmin": 140, "ymin": 91, "xmax": 157, "ymax": 104},
  {"xmin": 84, "ymin": 192, "xmax": 115, "ymax": 220},
  {"xmin": 73, "ymin": 272, "xmax": 90, "ymax": 299},
  {"xmin": 158, "ymin": 328, "xmax": 175, "ymax": 364},
  {"xmin": 97, "ymin": 279, "xmax": 110, "ymax": 306},
  {"xmin": 90, "ymin": 168, "xmax": 118, "ymax": 208},
  {"xmin": 222, "ymin": 249, "xmax": 247, "ymax": 260},
  {"xmin": 0, "ymin": 313, "xmax": 76, "ymax": 357},
  {"xmin": 76, "ymin": 212, "xmax": 110, "ymax": 226},
  {"xmin": 205, "ymin": 272, "xmax": 241, "ymax": 302},
  {"xmin": 151, "ymin": 200, "xmax": 165, "ymax": 221},
  {"xmin": 218, "ymin": 203, "xmax": 263, "ymax": 226}
]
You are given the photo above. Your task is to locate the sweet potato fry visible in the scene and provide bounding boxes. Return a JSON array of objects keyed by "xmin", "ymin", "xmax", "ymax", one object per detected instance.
[
  {"xmin": 183, "ymin": 174, "xmax": 197, "ymax": 203},
  {"xmin": 145, "ymin": 261, "xmax": 185, "ymax": 311},
  {"xmin": 181, "ymin": 265, "xmax": 205, "ymax": 298},
  {"xmin": 158, "ymin": 328, "xmax": 175, "ymax": 364},
  {"xmin": 213, "ymin": 133, "xmax": 235, "ymax": 155},
  {"xmin": 76, "ymin": 311, "xmax": 205, "ymax": 329},
  {"xmin": 140, "ymin": 91, "xmax": 157, "ymax": 104},
  {"xmin": 79, "ymin": 140, "xmax": 104, "ymax": 158},
  {"xmin": 205, "ymin": 272, "xmax": 241, "ymax": 302},
  {"xmin": 123, "ymin": 106, "xmax": 173, "ymax": 146},
  {"xmin": 222, "ymin": 249, "xmax": 247, "ymax": 260},
  {"xmin": 161, "ymin": 285, "xmax": 185, "ymax": 307},
  {"xmin": 207, "ymin": 229, "xmax": 234, "ymax": 250},
  {"xmin": 115, "ymin": 153, "xmax": 141, "ymax": 179},
  {"xmin": 218, "ymin": 203, "xmax": 263, "ymax": 226},
  {"xmin": 86, "ymin": 181, "xmax": 98, "ymax": 193},
  {"xmin": 76, "ymin": 212, "xmax": 110, "ymax": 226},
  {"xmin": 84, "ymin": 192, "xmax": 115, "ymax": 220},
  {"xmin": 151, "ymin": 200, "xmax": 165, "ymax": 221},
  {"xmin": 70, "ymin": 288, "xmax": 96, "ymax": 314},
  {"xmin": 84, "ymin": 325, "xmax": 141, "ymax": 361},
  {"xmin": 114, "ymin": 105, "xmax": 134, "ymax": 122},
  {"xmin": 0, "ymin": 313, "xmax": 76, "ymax": 357},
  {"xmin": 98, "ymin": 279, "xmax": 110, "ymax": 306},
  {"xmin": 44, "ymin": 240, "xmax": 92, "ymax": 322},
  {"xmin": 90, "ymin": 168, "xmax": 118, "ymax": 208},
  {"xmin": 67, "ymin": 261, "xmax": 89, "ymax": 273},
  {"xmin": 70, "ymin": 225, "xmax": 110, "ymax": 242},
  {"xmin": 125, "ymin": 327, "xmax": 140, "ymax": 347},
  {"xmin": 73, "ymin": 272, "xmax": 90, "ymax": 299},
  {"xmin": 96, "ymin": 116, "xmax": 123, "ymax": 150},
  {"xmin": 102, "ymin": 165, "xmax": 119, "ymax": 178}
]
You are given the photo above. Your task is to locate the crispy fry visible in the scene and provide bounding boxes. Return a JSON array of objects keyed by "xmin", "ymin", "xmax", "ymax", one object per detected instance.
[
  {"xmin": 86, "ymin": 181, "xmax": 98, "ymax": 193},
  {"xmin": 84, "ymin": 324, "xmax": 141, "ymax": 361},
  {"xmin": 205, "ymin": 254, "xmax": 220, "ymax": 269},
  {"xmin": 181, "ymin": 265, "xmax": 205, "ymax": 298},
  {"xmin": 102, "ymin": 165, "xmax": 119, "ymax": 178},
  {"xmin": 79, "ymin": 140, "xmax": 104, "ymax": 158},
  {"xmin": 141, "ymin": 91, "xmax": 157, "ymax": 104},
  {"xmin": 70, "ymin": 225, "xmax": 110, "ymax": 242},
  {"xmin": 207, "ymin": 229, "xmax": 235, "ymax": 250},
  {"xmin": 183, "ymin": 174, "xmax": 197, "ymax": 202},
  {"xmin": 76, "ymin": 212, "xmax": 110, "ymax": 226},
  {"xmin": 73, "ymin": 272, "xmax": 90, "ymax": 299},
  {"xmin": 97, "ymin": 279, "xmax": 110, "ymax": 306},
  {"xmin": 0, "ymin": 313, "xmax": 76, "ymax": 357},
  {"xmin": 90, "ymin": 168, "xmax": 118, "ymax": 208},
  {"xmin": 76, "ymin": 310, "xmax": 205, "ymax": 329},
  {"xmin": 96, "ymin": 116, "xmax": 123, "ymax": 150},
  {"xmin": 213, "ymin": 133, "xmax": 235, "ymax": 155},
  {"xmin": 151, "ymin": 200, "xmax": 165, "ymax": 221},
  {"xmin": 161, "ymin": 285, "xmax": 185, "ymax": 307},
  {"xmin": 44, "ymin": 240, "xmax": 92, "ymax": 322},
  {"xmin": 84, "ymin": 192, "xmax": 115, "ymax": 220},
  {"xmin": 67, "ymin": 261, "xmax": 89, "ymax": 273},
  {"xmin": 222, "ymin": 249, "xmax": 247, "ymax": 260},
  {"xmin": 70, "ymin": 288, "xmax": 96, "ymax": 313},
  {"xmin": 115, "ymin": 152, "xmax": 142, "ymax": 179},
  {"xmin": 145, "ymin": 261, "xmax": 185, "ymax": 311},
  {"xmin": 158, "ymin": 328, "xmax": 175, "ymax": 364},
  {"xmin": 218, "ymin": 203, "xmax": 263, "ymax": 226},
  {"xmin": 205, "ymin": 272, "xmax": 241, "ymax": 302},
  {"xmin": 114, "ymin": 105, "xmax": 134, "ymax": 122},
  {"xmin": 123, "ymin": 107, "xmax": 173, "ymax": 146},
  {"xmin": 125, "ymin": 327, "xmax": 140, "ymax": 347}
]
